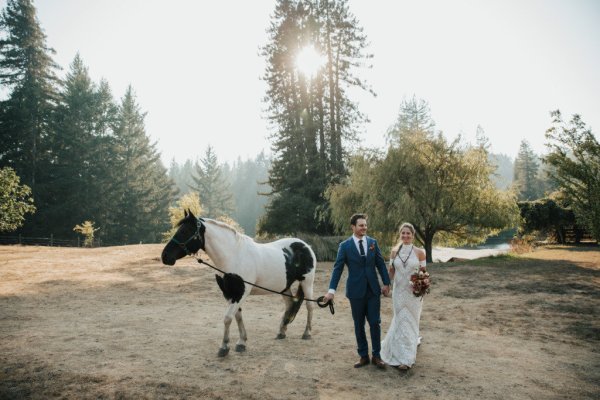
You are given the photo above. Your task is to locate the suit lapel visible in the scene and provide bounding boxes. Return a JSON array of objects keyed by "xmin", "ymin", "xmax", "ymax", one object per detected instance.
[{"xmin": 348, "ymin": 236, "xmax": 360, "ymax": 259}]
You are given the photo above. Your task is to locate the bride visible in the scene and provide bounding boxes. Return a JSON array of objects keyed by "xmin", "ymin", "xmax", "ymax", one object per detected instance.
[{"xmin": 380, "ymin": 222, "xmax": 427, "ymax": 370}]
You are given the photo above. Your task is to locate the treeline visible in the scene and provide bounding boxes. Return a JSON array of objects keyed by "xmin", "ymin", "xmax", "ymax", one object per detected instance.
[
  {"xmin": 0, "ymin": 0, "xmax": 273, "ymax": 243},
  {"xmin": 167, "ymin": 149, "xmax": 271, "ymax": 237},
  {"xmin": 0, "ymin": 0, "xmax": 175, "ymax": 243}
]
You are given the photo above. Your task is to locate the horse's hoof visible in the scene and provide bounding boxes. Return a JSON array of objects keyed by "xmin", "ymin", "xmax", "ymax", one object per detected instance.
[
  {"xmin": 302, "ymin": 333, "xmax": 312, "ymax": 340},
  {"xmin": 217, "ymin": 348, "xmax": 230, "ymax": 357},
  {"xmin": 276, "ymin": 333, "xmax": 286, "ymax": 340},
  {"xmin": 235, "ymin": 344, "xmax": 246, "ymax": 352}
]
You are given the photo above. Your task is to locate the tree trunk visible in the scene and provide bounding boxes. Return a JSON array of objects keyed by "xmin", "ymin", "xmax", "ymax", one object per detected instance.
[{"xmin": 424, "ymin": 231, "xmax": 434, "ymax": 263}]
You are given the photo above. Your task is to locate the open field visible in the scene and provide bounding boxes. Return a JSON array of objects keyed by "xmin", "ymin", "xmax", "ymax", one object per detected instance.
[{"xmin": 1, "ymin": 244, "xmax": 599, "ymax": 399}]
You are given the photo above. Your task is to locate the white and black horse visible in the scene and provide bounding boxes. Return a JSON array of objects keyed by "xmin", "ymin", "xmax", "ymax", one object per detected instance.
[{"xmin": 161, "ymin": 210, "xmax": 316, "ymax": 357}]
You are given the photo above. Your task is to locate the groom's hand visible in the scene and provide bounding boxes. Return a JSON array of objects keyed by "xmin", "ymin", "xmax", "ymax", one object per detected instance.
[
  {"xmin": 381, "ymin": 285, "xmax": 390, "ymax": 296},
  {"xmin": 323, "ymin": 292, "xmax": 334, "ymax": 302}
]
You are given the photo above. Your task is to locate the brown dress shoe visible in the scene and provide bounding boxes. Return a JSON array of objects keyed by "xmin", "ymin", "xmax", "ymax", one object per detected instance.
[
  {"xmin": 371, "ymin": 356, "xmax": 386, "ymax": 369},
  {"xmin": 354, "ymin": 356, "xmax": 370, "ymax": 368}
]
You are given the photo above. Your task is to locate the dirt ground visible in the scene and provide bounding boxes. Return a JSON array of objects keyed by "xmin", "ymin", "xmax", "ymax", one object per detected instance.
[{"xmin": 1, "ymin": 244, "xmax": 599, "ymax": 399}]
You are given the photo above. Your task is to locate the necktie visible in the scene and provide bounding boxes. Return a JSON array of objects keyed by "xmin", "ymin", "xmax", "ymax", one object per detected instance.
[{"xmin": 359, "ymin": 239, "xmax": 365, "ymax": 256}]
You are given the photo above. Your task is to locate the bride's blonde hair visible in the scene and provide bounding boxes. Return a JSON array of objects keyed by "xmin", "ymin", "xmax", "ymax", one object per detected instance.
[{"xmin": 392, "ymin": 222, "xmax": 416, "ymax": 253}]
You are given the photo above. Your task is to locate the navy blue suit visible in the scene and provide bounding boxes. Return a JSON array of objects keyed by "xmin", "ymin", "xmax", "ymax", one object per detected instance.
[{"xmin": 328, "ymin": 236, "xmax": 390, "ymax": 358}]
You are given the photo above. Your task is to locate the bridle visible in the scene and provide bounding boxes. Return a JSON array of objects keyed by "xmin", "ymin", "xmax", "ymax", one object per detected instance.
[{"xmin": 168, "ymin": 217, "xmax": 205, "ymax": 256}]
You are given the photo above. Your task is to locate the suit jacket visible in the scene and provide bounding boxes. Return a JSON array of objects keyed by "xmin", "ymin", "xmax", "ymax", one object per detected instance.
[{"xmin": 328, "ymin": 236, "xmax": 390, "ymax": 299}]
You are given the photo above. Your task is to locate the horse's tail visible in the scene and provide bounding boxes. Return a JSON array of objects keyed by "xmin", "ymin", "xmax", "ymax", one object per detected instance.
[{"xmin": 283, "ymin": 284, "xmax": 305, "ymax": 325}]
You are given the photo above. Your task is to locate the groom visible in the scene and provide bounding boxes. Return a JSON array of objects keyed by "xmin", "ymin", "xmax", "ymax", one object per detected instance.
[{"xmin": 323, "ymin": 213, "xmax": 390, "ymax": 369}]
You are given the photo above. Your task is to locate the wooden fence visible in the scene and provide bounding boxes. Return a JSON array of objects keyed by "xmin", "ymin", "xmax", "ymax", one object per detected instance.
[
  {"xmin": 0, "ymin": 234, "xmax": 82, "ymax": 247},
  {"xmin": 0, "ymin": 235, "xmax": 125, "ymax": 247}
]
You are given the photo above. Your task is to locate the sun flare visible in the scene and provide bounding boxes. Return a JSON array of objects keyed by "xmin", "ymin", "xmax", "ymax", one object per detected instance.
[{"xmin": 295, "ymin": 46, "xmax": 326, "ymax": 78}]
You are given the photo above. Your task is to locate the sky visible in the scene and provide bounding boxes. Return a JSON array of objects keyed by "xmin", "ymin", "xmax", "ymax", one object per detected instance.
[{"xmin": 10, "ymin": 0, "xmax": 600, "ymax": 165}]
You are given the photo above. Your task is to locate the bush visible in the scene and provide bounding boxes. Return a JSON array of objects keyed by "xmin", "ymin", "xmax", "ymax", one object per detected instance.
[{"xmin": 295, "ymin": 234, "xmax": 345, "ymax": 262}]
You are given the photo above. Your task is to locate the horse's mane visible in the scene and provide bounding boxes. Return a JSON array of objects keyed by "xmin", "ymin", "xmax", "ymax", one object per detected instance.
[
  {"xmin": 204, "ymin": 219, "xmax": 252, "ymax": 243},
  {"xmin": 205, "ymin": 218, "xmax": 242, "ymax": 234}
]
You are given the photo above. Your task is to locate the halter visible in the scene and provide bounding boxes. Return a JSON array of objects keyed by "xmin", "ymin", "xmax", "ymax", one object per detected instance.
[{"xmin": 169, "ymin": 217, "xmax": 205, "ymax": 256}]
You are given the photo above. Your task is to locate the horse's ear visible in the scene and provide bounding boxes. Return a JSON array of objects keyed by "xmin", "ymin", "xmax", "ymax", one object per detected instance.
[
  {"xmin": 184, "ymin": 209, "xmax": 189, "ymax": 217},
  {"xmin": 188, "ymin": 209, "xmax": 196, "ymax": 219}
]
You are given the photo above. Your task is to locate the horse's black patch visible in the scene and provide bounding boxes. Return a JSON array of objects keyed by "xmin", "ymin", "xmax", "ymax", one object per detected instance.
[
  {"xmin": 283, "ymin": 285, "xmax": 305, "ymax": 325},
  {"xmin": 282, "ymin": 242, "xmax": 314, "ymax": 291},
  {"xmin": 215, "ymin": 273, "xmax": 245, "ymax": 303}
]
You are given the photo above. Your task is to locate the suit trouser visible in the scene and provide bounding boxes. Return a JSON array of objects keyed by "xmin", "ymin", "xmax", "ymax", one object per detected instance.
[{"xmin": 349, "ymin": 286, "xmax": 381, "ymax": 358}]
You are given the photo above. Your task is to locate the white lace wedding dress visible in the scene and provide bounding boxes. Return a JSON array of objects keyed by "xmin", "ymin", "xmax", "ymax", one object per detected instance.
[{"xmin": 380, "ymin": 245, "xmax": 423, "ymax": 367}]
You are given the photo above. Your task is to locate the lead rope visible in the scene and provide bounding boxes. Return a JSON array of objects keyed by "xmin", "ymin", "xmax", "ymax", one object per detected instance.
[{"xmin": 195, "ymin": 257, "xmax": 334, "ymax": 315}]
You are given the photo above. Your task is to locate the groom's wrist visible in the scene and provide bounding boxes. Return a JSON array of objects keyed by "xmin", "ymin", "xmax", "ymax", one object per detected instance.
[{"xmin": 328, "ymin": 288, "xmax": 336, "ymax": 294}]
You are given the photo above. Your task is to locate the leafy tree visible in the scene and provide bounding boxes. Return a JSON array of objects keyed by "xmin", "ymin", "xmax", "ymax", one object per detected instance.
[
  {"xmin": 163, "ymin": 192, "xmax": 203, "ymax": 241},
  {"xmin": 0, "ymin": 0, "xmax": 60, "ymax": 196},
  {"xmin": 328, "ymin": 99, "xmax": 518, "ymax": 262},
  {"xmin": 190, "ymin": 145, "xmax": 234, "ymax": 219},
  {"xmin": 0, "ymin": 166, "xmax": 35, "ymax": 231},
  {"xmin": 544, "ymin": 110, "xmax": 600, "ymax": 241},
  {"xmin": 517, "ymin": 195, "xmax": 583, "ymax": 244},
  {"xmin": 513, "ymin": 140, "xmax": 541, "ymax": 200},
  {"xmin": 73, "ymin": 220, "xmax": 98, "ymax": 247},
  {"xmin": 260, "ymin": 0, "xmax": 373, "ymax": 235}
]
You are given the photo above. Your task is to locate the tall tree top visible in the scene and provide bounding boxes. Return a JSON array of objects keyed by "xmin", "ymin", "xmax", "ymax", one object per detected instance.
[
  {"xmin": 387, "ymin": 96, "xmax": 436, "ymax": 144},
  {"xmin": 0, "ymin": 0, "xmax": 60, "ymax": 89}
]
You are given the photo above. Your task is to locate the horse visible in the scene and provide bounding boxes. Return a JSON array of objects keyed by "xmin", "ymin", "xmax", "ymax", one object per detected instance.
[{"xmin": 161, "ymin": 210, "xmax": 317, "ymax": 357}]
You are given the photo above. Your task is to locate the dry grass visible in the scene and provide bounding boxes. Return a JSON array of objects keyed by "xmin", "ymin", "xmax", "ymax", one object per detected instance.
[{"xmin": 0, "ymin": 244, "xmax": 599, "ymax": 399}]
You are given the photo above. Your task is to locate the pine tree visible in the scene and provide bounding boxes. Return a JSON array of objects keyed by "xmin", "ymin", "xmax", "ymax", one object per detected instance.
[
  {"xmin": 0, "ymin": 0, "xmax": 60, "ymax": 194},
  {"xmin": 86, "ymin": 78, "xmax": 119, "ymax": 242},
  {"xmin": 260, "ymin": 0, "xmax": 372, "ymax": 234},
  {"xmin": 190, "ymin": 145, "xmax": 234, "ymax": 219},
  {"xmin": 168, "ymin": 158, "xmax": 194, "ymax": 196},
  {"xmin": 386, "ymin": 96, "xmax": 436, "ymax": 143},
  {"xmin": 108, "ymin": 86, "xmax": 175, "ymax": 243},
  {"xmin": 513, "ymin": 140, "xmax": 541, "ymax": 200},
  {"xmin": 229, "ymin": 152, "xmax": 271, "ymax": 236},
  {"xmin": 47, "ymin": 54, "xmax": 102, "ymax": 236}
]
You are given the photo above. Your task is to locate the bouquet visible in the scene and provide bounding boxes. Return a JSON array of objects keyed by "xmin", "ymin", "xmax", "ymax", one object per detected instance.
[{"xmin": 410, "ymin": 265, "xmax": 431, "ymax": 297}]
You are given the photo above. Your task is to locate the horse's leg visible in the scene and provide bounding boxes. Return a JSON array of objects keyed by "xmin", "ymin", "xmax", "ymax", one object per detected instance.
[
  {"xmin": 276, "ymin": 288, "xmax": 295, "ymax": 339},
  {"xmin": 301, "ymin": 278, "xmax": 315, "ymax": 340},
  {"xmin": 218, "ymin": 302, "xmax": 239, "ymax": 357},
  {"xmin": 234, "ymin": 307, "xmax": 248, "ymax": 352}
]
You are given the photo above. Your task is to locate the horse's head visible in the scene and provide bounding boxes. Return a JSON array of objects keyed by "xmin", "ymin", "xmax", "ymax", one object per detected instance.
[{"xmin": 161, "ymin": 210, "xmax": 206, "ymax": 266}]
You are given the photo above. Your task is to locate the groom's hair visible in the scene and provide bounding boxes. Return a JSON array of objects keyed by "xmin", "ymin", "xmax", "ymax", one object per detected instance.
[{"xmin": 350, "ymin": 213, "xmax": 367, "ymax": 226}]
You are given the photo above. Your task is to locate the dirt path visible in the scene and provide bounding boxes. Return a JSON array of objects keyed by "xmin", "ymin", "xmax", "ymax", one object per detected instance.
[{"xmin": 1, "ymin": 244, "xmax": 598, "ymax": 399}]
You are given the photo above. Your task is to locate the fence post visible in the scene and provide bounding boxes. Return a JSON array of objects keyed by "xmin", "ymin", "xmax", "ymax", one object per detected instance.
[
  {"xmin": 77, "ymin": 237, "xmax": 80, "ymax": 247},
  {"xmin": 50, "ymin": 234, "xmax": 53, "ymax": 246}
]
